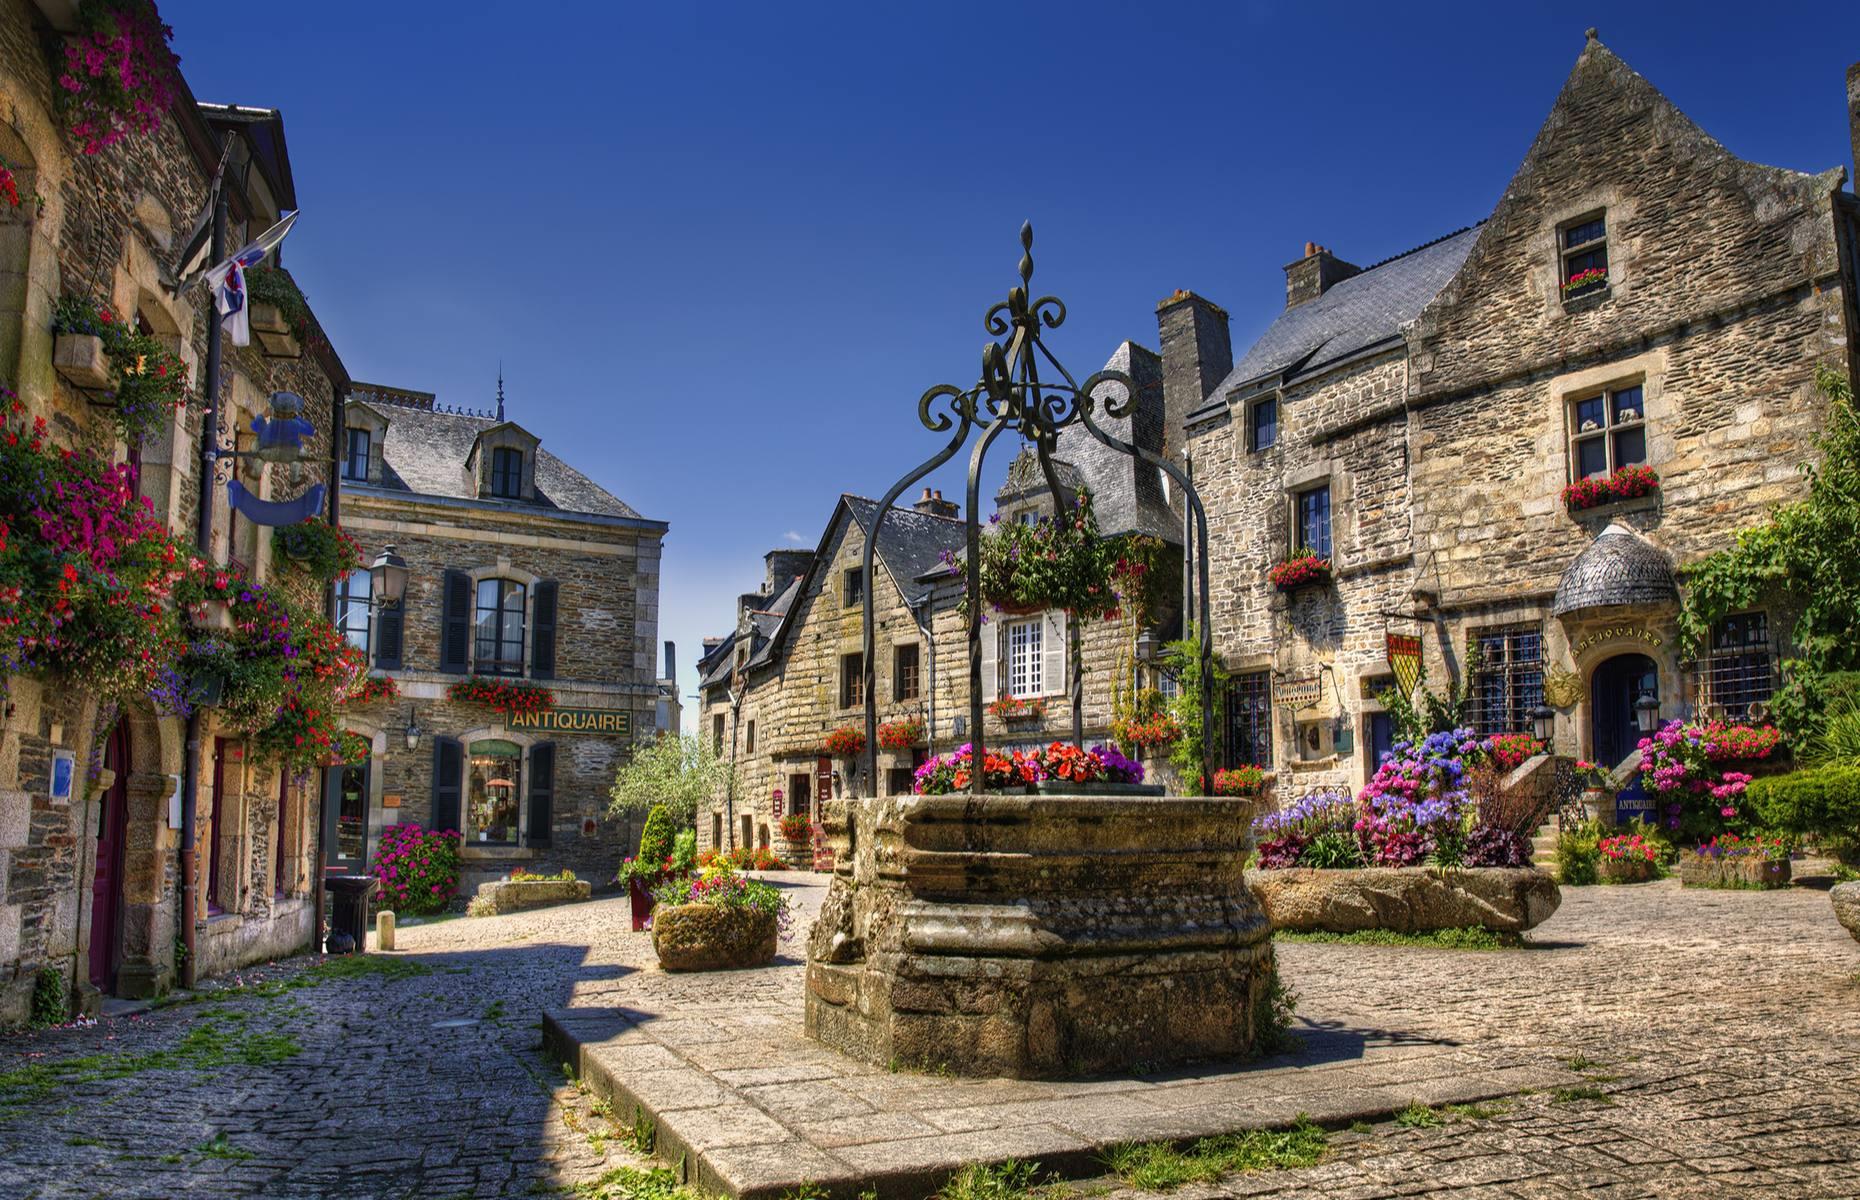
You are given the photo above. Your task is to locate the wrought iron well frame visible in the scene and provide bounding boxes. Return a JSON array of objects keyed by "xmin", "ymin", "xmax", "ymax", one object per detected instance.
[{"xmin": 858, "ymin": 223, "xmax": 1216, "ymax": 796}]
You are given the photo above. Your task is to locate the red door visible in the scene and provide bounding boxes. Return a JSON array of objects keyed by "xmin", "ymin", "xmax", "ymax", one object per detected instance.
[{"xmin": 88, "ymin": 722, "xmax": 130, "ymax": 992}]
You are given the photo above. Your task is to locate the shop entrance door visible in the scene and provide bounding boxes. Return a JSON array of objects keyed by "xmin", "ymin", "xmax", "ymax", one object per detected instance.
[{"xmin": 1591, "ymin": 653, "xmax": 1657, "ymax": 820}]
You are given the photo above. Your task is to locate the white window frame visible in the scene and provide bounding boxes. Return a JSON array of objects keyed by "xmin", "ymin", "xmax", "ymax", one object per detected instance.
[{"xmin": 1006, "ymin": 617, "xmax": 1043, "ymax": 699}]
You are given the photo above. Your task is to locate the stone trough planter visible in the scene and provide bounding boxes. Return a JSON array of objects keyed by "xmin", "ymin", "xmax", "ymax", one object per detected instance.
[
  {"xmin": 806, "ymin": 792, "xmax": 1275, "ymax": 1079},
  {"xmin": 651, "ymin": 903, "xmax": 777, "ymax": 972},
  {"xmin": 1598, "ymin": 857, "xmax": 1657, "ymax": 884},
  {"xmin": 1677, "ymin": 852, "xmax": 1791, "ymax": 890},
  {"xmin": 465, "ymin": 876, "xmax": 590, "ymax": 917},
  {"xmin": 1244, "ymin": 866, "xmax": 1561, "ymax": 934},
  {"xmin": 1832, "ymin": 882, "xmax": 1860, "ymax": 945}
]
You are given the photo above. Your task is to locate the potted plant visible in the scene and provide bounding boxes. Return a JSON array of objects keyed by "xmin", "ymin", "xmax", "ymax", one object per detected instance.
[
  {"xmin": 876, "ymin": 717, "xmax": 924, "ymax": 751},
  {"xmin": 1573, "ymin": 760, "xmax": 1615, "ymax": 825},
  {"xmin": 1212, "ymin": 765, "xmax": 1266, "ymax": 798},
  {"xmin": 50, "ymin": 296, "xmax": 193, "ymax": 444},
  {"xmin": 272, "ymin": 517, "xmax": 363, "ymax": 582},
  {"xmin": 650, "ymin": 864, "xmax": 792, "ymax": 972},
  {"xmin": 1597, "ymin": 832, "xmax": 1659, "ymax": 883},
  {"xmin": 620, "ymin": 803, "xmax": 678, "ymax": 931},
  {"xmin": 1678, "ymin": 833, "xmax": 1792, "ymax": 889},
  {"xmin": 1268, "ymin": 548, "xmax": 1331, "ymax": 592}
]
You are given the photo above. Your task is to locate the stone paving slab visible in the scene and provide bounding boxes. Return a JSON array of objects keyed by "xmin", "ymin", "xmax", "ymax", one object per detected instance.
[{"xmin": 544, "ymin": 990, "xmax": 1581, "ymax": 1198}]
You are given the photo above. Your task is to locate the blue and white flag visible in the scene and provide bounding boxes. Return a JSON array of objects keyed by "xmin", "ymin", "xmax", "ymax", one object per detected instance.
[{"xmin": 201, "ymin": 209, "xmax": 299, "ymax": 347}]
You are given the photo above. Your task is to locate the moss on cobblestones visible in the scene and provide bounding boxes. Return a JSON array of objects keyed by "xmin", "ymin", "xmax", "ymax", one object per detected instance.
[
  {"xmin": 0, "ymin": 1014, "xmax": 300, "ymax": 1112},
  {"xmin": 1275, "ymin": 926, "xmax": 1520, "ymax": 949}
]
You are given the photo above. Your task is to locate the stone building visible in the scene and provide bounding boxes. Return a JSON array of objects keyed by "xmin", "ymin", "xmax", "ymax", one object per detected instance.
[
  {"xmin": 0, "ymin": 0, "xmax": 353, "ymax": 1018},
  {"xmin": 695, "ymin": 342, "xmax": 1187, "ymax": 859},
  {"xmin": 337, "ymin": 382, "xmax": 668, "ymax": 890},
  {"xmin": 1175, "ymin": 33, "xmax": 1860, "ymax": 799}
]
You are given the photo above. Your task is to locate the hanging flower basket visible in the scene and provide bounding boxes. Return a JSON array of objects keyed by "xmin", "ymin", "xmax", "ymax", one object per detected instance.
[
  {"xmin": 272, "ymin": 517, "xmax": 363, "ymax": 581},
  {"xmin": 1111, "ymin": 711, "xmax": 1182, "ymax": 751},
  {"xmin": 823, "ymin": 726, "xmax": 866, "ymax": 758},
  {"xmin": 56, "ymin": 0, "xmax": 182, "ymax": 156},
  {"xmin": 1268, "ymin": 549, "xmax": 1331, "ymax": 591},
  {"xmin": 351, "ymin": 675, "xmax": 400, "ymax": 704},
  {"xmin": 876, "ymin": 717, "xmax": 924, "ymax": 751},
  {"xmin": 447, "ymin": 676, "xmax": 555, "ymax": 718},
  {"xmin": 949, "ymin": 488, "xmax": 1118, "ymax": 619},
  {"xmin": 1562, "ymin": 464, "xmax": 1659, "ymax": 511}
]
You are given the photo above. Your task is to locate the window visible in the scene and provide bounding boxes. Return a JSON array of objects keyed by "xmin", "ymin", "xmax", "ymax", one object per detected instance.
[
  {"xmin": 343, "ymin": 428, "xmax": 371, "ymax": 481},
  {"xmin": 1295, "ymin": 485, "xmax": 1331, "ymax": 559},
  {"xmin": 489, "ymin": 447, "xmax": 523, "ymax": 498},
  {"xmin": 894, "ymin": 643, "xmax": 921, "ymax": 702},
  {"xmin": 1700, "ymin": 612, "xmax": 1775, "ymax": 717},
  {"xmin": 1249, "ymin": 395, "xmax": 1278, "ymax": 452},
  {"xmin": 1468, "ymin": 627, "xmax": 1545, "ymax": 737},
  {"xmin": 474, "ymin": 578, "xmax": 526, "ymax": 674},
  {"xmin": 843, "ymin": 567, "xmax": 865, "ymax": 607},
  {"xmin": 840, "ymin": 652, "xmax": 864, "ymax": 708},
  {"xmin": 1559, "ymin": 212, "xmax": 1608, "ymax": 300},
  {"xmin": 1225, "ymin": 672, "xmax": 1273, "ymax": 768},
  {"xmin": 745, "ymin": 720, "xmax": 756, "ymax": 753},
  {"xmin": 335, "ymin": 571, "xmax": 372, "ymax": 652},
  {"xmin": 712, "ymin": 713, "xmax": 725, "ymax": 755},
  {"xmin": 1568, "ymin": 383, "xmax": 1645, "ymax": 481},
  {"xmin": 886, "ymin": 768, "xmax": 914, "ymax": 796},
  {"xmin": 1006, "ymin": 617, "xmax": 1043, "ymax": 698},
  {"xmin": 466, "ymin": 739, "xmax": 522, "ymax": 845}
]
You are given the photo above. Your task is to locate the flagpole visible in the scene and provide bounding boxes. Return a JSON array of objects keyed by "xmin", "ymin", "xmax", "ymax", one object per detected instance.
[{"xmin": 179, "ymin": 172, "xmax": 228, "ymax": 991}]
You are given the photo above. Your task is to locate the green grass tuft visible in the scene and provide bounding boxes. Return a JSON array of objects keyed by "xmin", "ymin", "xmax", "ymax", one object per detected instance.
[
  {"xmin": 570, "ymin": 1166, "xmax": 696, "ymax": 1200},
  {"xmin": 194, "ymin": 1132, "xmax": 254, "ymax": 1161},
  {"xmin": 1102, "ymin": 1118, "xmax": 1328, "ymax": 1190},
  {"xmin": 1552, "ymin": 1085, "xmax": 1613, "ymax": 1105},
  {"xmin": 1393, "ymin": 1103, "xmax": 1443, "ymax": 1128},
  {"xmin": 936, "ymin": 1159, "xmax": 1067, "ymax": 1200},
  {"xmin": 1276, "ymin": 927, "xmax": 1519, "ymax": 950}
]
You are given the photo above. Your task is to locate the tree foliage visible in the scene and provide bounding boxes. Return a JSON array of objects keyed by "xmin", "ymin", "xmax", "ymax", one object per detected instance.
[
  {"xmin": 1162, "ymin": 628, "xmax": 1228, "ymax": 788},
  {"xmin": 608, "ymin": 733, "xmax": 730, "ymax": 825},
  {"xmin": 1678, "ymin": 366, "xmax": 1859, "ymax": 735}
]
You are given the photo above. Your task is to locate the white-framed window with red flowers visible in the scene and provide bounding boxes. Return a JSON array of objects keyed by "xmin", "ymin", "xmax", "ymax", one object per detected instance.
[
  {"xmin": 1559, "ymin": 212, "xmax": 1609, "ymax": 301},
  {"xmin": 1566, "ymin": 382, "xmax": 1646, "ymax": 481}
]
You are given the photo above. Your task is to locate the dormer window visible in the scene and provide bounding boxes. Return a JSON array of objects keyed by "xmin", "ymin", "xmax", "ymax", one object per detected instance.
[
  {"xmin": 1559, "ymin": 213, "xmax": 1609, "ymax": 301},
  {"xmin": 343, "ymin": 428, "xmax": 371, "ymax": 481},
  {"xmin": 490, "ymin": 447, "xmax": 523, "ymax": 498}
]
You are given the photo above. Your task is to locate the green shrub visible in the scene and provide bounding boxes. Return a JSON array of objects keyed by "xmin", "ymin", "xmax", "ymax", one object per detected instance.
[
  {"xmin": 670, "ymin": 828, "xmax": 698, "ymax": 875},
  {"xmin": 636, "ymin": 804, "xmax": 675, "ymax": 868},
  {"xmin": 30, "ymin": 967, "xmax": 67, "ymax": 1028},
  {"xmin": 1745, "ymin": 765, "xmax": 1860, "ymax": 838},
  {"xmin": 1556, "ymin": 821, "xmax": 1603, "ymax": 886}
]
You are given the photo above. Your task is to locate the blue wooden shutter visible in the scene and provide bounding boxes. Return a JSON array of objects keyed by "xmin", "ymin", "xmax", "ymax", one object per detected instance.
[
  {"xmin": 440, "ymin": 570, "xmax": 471, "ymax": 674},
  {"xmin": 527, "ymin": 742, "xmax": 555, "ymax": 847},
  {"xmin": 530, "ymin": 580, "xmax": 558, "ymax": 680},
  {"xmin": 431, "ymin": 737, "xmax": 463, "ymax": 833},
  {"xmin": 374, "ymin": 599, "xmax": 403, "ymax": 670}
]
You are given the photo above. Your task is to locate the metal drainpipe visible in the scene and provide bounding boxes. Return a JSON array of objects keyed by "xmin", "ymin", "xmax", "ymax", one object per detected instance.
[
  {"xmin": 915, "ymin": 594, "xmax": 936, "ymax": 759},
  {"xmin": 179, "ymin": 175, "xmax": 228, "ymax": 990},
  {"xmin": 312, "ymin": 382, "xmax": 345, "ymax": 952}
]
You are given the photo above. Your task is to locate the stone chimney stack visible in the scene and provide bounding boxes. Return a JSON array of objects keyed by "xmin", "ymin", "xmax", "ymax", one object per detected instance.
[
  {"xmin": 1283, "ymin": 242, "xmax": 1362, "ymax": 309},
  {"xmin": 763, "ymin": 548, "xmax": 815, "ymax": 595},
  {"xmin": 1848, "ymin": 62, "xmax": 1860, "ymax": 185},
  {"xmin": 1155, "ymin": 291, "xmax": 1233, "ymax": 450},
  {"xmin": 662, "ymin": 639, "xmax": 676, "ymax": 684},
  {"xmin": 912, "ymin": 487, "xmax": 960, "ymax": 519}
]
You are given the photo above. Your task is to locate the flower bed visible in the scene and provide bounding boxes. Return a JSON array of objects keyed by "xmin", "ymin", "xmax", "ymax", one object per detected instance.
[
  {"xmin": 1678, "ymin": 833, "xmax": 1792, "ymax": 889},
  {"xmin": 57, "ymin": 0, "xmax": 181, "ymax": 156},
  {"xmin": 1267, "ymin": 549, "xmax": 1331, "ymax": 591},
  {"xmin": 987, "ymin": 694, "xmax": 1046, "ymax": 721},
  {"xmin": 1562, "ymin": 464, "xmax": 1659, "ymax": 511},
  {"xmin": 370, "ymin": 823, "xmax": 461, "ymax": 916},
  {"xmin": 51, "ymin": 296, "xmax": 191, "ymax": 445},
  {"xmin": 875, "ymin": 717, "xmax": 923, "ymax": 751},
  {"xmin": 1638, "ymin": 718, "xmax": 1786, "ymax": 839},
  {"xmin": 272, "ymin": 517, "xmax": 362, "ymax": 582},
  {"xmin": 447, "ymin": 676, "xmax": 553, "ymax": 718},
  {"xmin": 822, "ymin": 725, "xmax": 865, "ymax": 757},
  {"xmin": 1213, "ymin": 764, "xmax": 1266, "ymax": 797},
  {"xmin": 650, "ymin": 867, "xmax": 792, "ymax": 972}
]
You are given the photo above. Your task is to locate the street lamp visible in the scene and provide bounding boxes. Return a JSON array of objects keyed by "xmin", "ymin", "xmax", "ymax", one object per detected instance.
[
  {"xmin": 1134, "ymin": 629, "xmax": 1159, "ymax": 665},
  {"xmin": 368, "ymin": 545, "xmax": 409, "ymax": 608},
  {"xmin": 1530, "ymin": 704, "xmax": 1555, "ymax": 745},
  {"xmin": 403, "ymin": 710, "xmax": 422, "ymax": 751},
  {"xmin": 1634, "ymin": 690, "xmax": 1661, "ymax": 734}
]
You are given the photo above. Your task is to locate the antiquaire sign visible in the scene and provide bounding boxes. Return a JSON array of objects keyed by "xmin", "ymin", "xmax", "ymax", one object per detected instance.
[{"xmin": 506, "ymin": 706, "xmax": 632, "ymax": 736}]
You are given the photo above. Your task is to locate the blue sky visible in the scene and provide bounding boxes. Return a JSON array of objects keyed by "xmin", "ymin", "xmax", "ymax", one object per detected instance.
[{"xmin": 164, "ymin": 2, "xmax": 1860, "ymax": 728}]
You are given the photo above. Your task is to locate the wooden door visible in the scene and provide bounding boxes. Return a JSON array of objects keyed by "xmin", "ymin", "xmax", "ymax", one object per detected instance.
[{"xmin": 88, "ymin": 722, "xmax": 129, "ymax": 992}]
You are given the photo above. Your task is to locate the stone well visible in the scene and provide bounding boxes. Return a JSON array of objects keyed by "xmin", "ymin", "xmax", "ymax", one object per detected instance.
[{"xmin": 804, "ymin": 793, "xmax": 1274, "ymax": 1079}]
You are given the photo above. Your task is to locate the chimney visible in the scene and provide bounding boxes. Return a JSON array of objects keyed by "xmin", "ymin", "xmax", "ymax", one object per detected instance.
[
  {"xmin": 1284, "ymin": 242, "xmax": 1362, "ymax": 309},
  {"xmin": 662, "ymin": 639, "xmax": 676, "ymax": 685},
  {"xmin": 912, "ymin": 487, "xmax": 960, "ymax": 519},
  {"xmin": 1156, "ymin": 290, "xmax": 1234, "ymax": 448},
  {"xmin": 763, "ymin": 548, "xmax": 815, "ymax": 594},
  {"xmin": 1848, "ymin": 62, "xmax": 1860, "ymax": 186}
]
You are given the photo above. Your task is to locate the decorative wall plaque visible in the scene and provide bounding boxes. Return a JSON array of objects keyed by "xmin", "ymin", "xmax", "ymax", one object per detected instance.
[{"xmin": 1544, "ymin": 667, "xmax": 1584, "ymax": 709}]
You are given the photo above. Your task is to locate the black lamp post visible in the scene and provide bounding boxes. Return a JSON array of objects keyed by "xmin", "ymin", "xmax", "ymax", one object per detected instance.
[
  {"xmin": 1634, "ymin": 690, "xmax": 1661, "ymax": 735},
  {"xmin": 1530, "ymin": 704, "xmax": 1555, "ymax": 745},
  {"xmin": 368, "ymin": 545, "xmax": 409, "ymax": 608}
]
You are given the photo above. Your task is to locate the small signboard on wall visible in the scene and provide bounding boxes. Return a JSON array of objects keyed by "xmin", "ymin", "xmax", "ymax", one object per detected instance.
[
  {"xmin": 383, "ymin": 793, "xmax": 402, "ymax": 809},
  {"xmin": 49, "ymin": 750, "xmax": 75, "ymax": 803}
]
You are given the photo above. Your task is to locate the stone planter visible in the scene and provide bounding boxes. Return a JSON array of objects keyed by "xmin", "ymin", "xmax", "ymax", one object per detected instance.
[
  {"xmin": 255, "ymin": 326, "xmax": 302, "ymax": 359},
  {"xmin": 652, "ymin": 902, "xmax": 777, "ymax": 971},
  {"xmin": 1034, "ymin": 779, "xmax": 1165, "ymax": 797},
  {"xmin": 1831, "ymin": 882, "xmax": 1860, "ymax": 945},
  {"xmin": 1598, "ymin": 856, "xmax": 1657, "ymax": 884},
  {"xmin": 1244, "ymin": 867, "xmax": 1562, "ymax": 934},
  {"xmin": 1677, "ymin": 852, "xmax": 1791, "ymax": 890},
  {"xmin": 53, "ymin": 332, "xmax": 111, "ymax": 389},
  {"xmin": 466, "ymin": 877, "xmax": 590, "ymax": 916},
  {"xmin": 249, "ymin": 300, "xmax": 290, "ymax": 335},
  {"xmin": 1580, "ymin": 787, "xmax": 1616, "ymax": 827},
  {"xmin": 806, "ymin": 792, "xmax": 1274, "ymax": 1079}
]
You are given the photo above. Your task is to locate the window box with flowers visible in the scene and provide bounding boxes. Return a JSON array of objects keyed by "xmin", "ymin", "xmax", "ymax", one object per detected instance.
[
  {"xmin": 446, "ymin": 676, "xmax": 554, "ymax": 718},
  {"xmin": 876, "ymin": 717, "xmax": 924, "ymax": 752},
  {"xmin": 352, "ymin": 674, "xmax": 400, "ymax": 704},
  {"xmin": 1268, "ymin": 548, "xmax": 1331, "ymax": 592},
  {"xmin": 1562, "ymin": 464, "xmax": 1659, "ymax": 512},
  {"xmin": 244, "ymin": 267, "xmax": 325, "ymax": 358},
  {"xmin": 987, "ymin": 694, "xmax": 1047, "ymax": 724},
  {"xmin": 50, "ymin": 296, "xmax": 193, "ymax": 444},
  {"xmin": 822, "ymin": 726, "xmax": 866, "ymax": 758}
]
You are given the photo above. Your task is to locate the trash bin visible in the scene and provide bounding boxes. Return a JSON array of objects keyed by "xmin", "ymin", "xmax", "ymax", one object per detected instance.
[{"xmin": 325, "ymin": 875, "xmax": 379, "ymax": 954}]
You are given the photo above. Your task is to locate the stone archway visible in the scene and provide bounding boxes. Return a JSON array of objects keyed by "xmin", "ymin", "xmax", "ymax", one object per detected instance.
[{"xmin": 88, "ymin": 700, "xmax": 185, "ymax": 1000}]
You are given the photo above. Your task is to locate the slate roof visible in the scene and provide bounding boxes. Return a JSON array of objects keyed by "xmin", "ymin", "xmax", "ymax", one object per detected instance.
[
  {"xmin": 1210, "ymin": 225, "xmax": 1483, "ymax": 405},
  {"xmin": 844, "ymin": 497, "xmax": 966, "ymax": 604},
  {"xmin": 746, "ymin": 575, "xmax": 803, "ymax": 669},
  {"xmin": 1552, "ymin": 523, "xmax": 1679, "ymax": 616},
  {"xmin": 365, "ymin": 401, "xmax": 648, "ymax": 522}
]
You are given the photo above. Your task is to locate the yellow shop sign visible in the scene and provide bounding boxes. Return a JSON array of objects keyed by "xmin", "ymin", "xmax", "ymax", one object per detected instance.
[
  {"xmin": 1573, "ymin": 625, "xmax": 1664, "ymax": 655},
  {"xmin": 506, "ymin": 707, "xmax": 633, "ymax": 736}
]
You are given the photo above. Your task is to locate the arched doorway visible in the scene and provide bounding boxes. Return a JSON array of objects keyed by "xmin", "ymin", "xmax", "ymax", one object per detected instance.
[
  {"xmin": 88, "ymin": 721, "xmax": 130, "ymax": 992},
  {"xmin": 1591, "ymin": 653, "xmax": 1657, "ymax": 817}
]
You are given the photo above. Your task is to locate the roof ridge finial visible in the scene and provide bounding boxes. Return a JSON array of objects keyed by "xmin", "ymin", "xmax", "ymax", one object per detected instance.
[
  {"xmin": 1585, "ymin": 26, "xmax": 1599, "ymax": 44},
  {"xmin": 496, "ymin": 362, "xmax": 506, "ymax": 421}
]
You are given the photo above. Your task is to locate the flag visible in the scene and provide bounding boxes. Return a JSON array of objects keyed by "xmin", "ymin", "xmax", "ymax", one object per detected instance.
[
  {"xmin": 201, "ymin": 209, "xmax": 298, "ymax": 346},
  {"xmin": 172, "ymin": 140, "xmax": 234, "ymax": 291}
]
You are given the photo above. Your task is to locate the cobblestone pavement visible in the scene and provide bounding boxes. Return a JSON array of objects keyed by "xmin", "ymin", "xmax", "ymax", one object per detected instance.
[{"xmin": 0, "ymin": 874, "xmax": 1854, "ymax": 1199}]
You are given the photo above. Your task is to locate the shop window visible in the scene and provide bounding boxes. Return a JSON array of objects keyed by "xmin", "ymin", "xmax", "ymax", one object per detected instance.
[
  {"xmin": 467, "ymin": 739, "xmax": 523, "ymax": 845},
  {"xmin": 1698, "ymin": 611, "xmax": 1776, "ymax": 718},
  {"xmin": 474, "ymin": 578, "xmax": 526, "ymax": 674},
  {"xmin": 1568, "ymin": 383, "xmax": 1646, "ymax": 481},
  {"xmin": 332, "ymin": 759, "xmax": 368, "ymax": 868},
  {"xmin": 894, "ymin": 642, "xmax": 921, "ymax": 702},
  {"xmin": 1294, "ymin": 485, "xmax": 1331, "ymax": 559},
  {"xmin": 1225, "ymin": 672, "xmax": 1273, "ymax": 768},
  {"xmin": 1468, "ymin": 626, "xmax": 1545, "ymax": 737},
  {"xmin": 1249, "ymin": 394, "xmax": 1278, "ymax": 452},
  {"xmin": 1559, "ymin": 212, "xmax": 1609, "ymax": 300}
]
